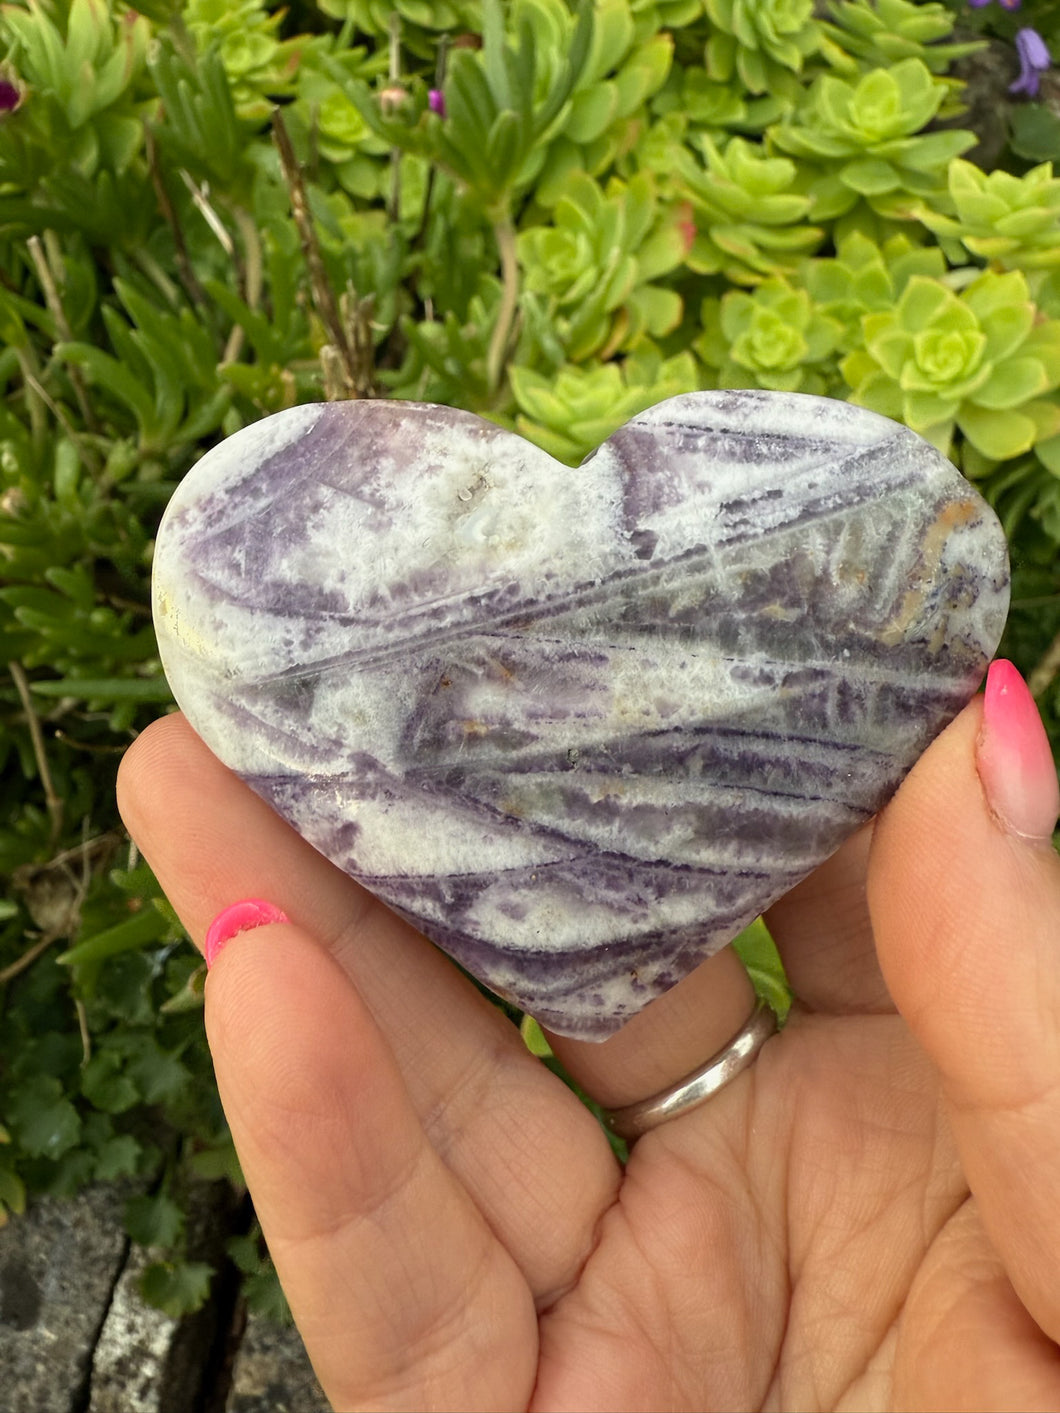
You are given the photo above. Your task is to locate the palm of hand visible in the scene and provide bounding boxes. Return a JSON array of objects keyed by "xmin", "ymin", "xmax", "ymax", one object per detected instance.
[
  {"xmin": 539, "ymin": 1016, "xmax": 967, "ymax": 1411},
  {"xmin": 119, "ymin": 705, "xmax": 1060, "ymax": 1413}
]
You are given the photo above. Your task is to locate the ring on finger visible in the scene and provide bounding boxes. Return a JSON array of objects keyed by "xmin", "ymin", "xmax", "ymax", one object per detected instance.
[{"xmin": 603, "ymin": 999, "xmax": 778, "ymax": 1142}]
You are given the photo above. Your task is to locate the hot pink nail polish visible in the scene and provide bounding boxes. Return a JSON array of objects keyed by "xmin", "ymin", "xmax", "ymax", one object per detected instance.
[
  {"xmin": 204, "ymin": 899, "xmax": 289, "ymax": 968},
  {"xmin": 977, "ymin": 660, "xmax": 1060, "ymax": 842}
]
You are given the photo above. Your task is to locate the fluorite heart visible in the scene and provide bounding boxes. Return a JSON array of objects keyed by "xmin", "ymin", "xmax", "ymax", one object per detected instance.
[{"xmin": 153, "ymin": 391, "xmax": 1009, "ymax": 1038}]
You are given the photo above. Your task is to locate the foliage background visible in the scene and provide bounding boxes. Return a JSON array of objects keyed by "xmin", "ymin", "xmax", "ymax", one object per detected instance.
[{"xmin": 0, "ymin": 0, "xmax": 1058, "ymax": 1314}]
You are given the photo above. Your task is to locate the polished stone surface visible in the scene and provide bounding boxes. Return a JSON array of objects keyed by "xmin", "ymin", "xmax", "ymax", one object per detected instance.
[{"xmin": 153, "ymin": 392, "xmax": 1010, "ymax": 1038}]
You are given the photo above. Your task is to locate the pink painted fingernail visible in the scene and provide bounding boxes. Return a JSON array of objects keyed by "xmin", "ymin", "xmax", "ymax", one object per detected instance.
[
  {"xmin": 204, "ymin": 899, "xmax": 289, "ymax": 968},
  {"xmin": 977, "ymin": 660, "xmax": 1060, "ymax": 843}
]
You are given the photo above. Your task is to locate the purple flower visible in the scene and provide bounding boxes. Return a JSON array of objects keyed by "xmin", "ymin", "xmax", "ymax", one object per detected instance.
[
  {"xmin": 968, "ymin": 0, "xmax": 1022, "ymax": 7},
  {"xmin": 428, "ymin": 88, "xmax": 446, "ymax": 118},
  {"xmin": 1010, "ymin": 27, "xmax": 1051, "ymax": 96},
  {"xmin": 0, "ymin": 80, "xmax": 20, "ymax": 113}
]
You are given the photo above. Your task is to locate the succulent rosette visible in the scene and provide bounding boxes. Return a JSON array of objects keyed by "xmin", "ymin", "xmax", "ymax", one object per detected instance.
[
  {"xmin": 803, "ymin": 231, "xmax": 947, "ymax": 352},
  {"xmin": 819, "ymin": 0, "xmax": 983, "ymax": 74},
  {"xmin": 696, "ymin": 279, "xmax": 843, "ymax": 393},
  {"xmin": 510, "ymin": 347, "xmax": 697, "ymax": 463},
  {"xmin": 704, "ymin": 0, "xmax": 821, "ymax": 98},
  {"xmin": 672, "ymin": 135, "xmax": 823, "ymax": 285},
  {"xmin": 842, "ymin": 270, "xmax": 1060, "ymax": 460},
  {"xmin": 516, "ymin": 171, "xmax": 689, "ymax": 359},
  {"xmin": 772, "ymin": 59, "xmax": 976, "ymax": 217},
  {"xmin": 917, "ymin": 159, "xmax": 1060, "ymax": 272}
]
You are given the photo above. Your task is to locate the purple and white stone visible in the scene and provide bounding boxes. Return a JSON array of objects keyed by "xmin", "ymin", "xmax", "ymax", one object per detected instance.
[{"xmin": 153, "ymin": 391, "xmax": 1010, "ymax": 1038}]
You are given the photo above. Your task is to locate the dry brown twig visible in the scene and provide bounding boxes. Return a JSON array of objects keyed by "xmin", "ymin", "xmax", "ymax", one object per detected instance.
[
  {"xmin": 27, "ymin": 234, "xmax": 100, "ymax": 435},
  {"xmin": 1028, "ymin": 625, "xmax": 1060, "ymax": 701},
  {"xmin": 8, "ymin": 659, "xmax": 62, "ymax": 847},
  {"xmin": 272, "ymin": 108, "xmax": 375, "ymax": 399}
]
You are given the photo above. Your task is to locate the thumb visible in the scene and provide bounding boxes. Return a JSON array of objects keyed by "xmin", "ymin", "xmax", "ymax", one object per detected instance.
[{"xmin": 869, "ymin": 660, "xmax": 1060, "ymax": 1341}]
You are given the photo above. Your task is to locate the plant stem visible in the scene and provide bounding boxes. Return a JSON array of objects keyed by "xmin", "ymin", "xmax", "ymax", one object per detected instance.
[
  {"xmin": 1028, "ymin": 625, "xmax": 1060, "ymax": 700},
  {"xmin": 8, "ymin": 660, "xmax": 62, "ymax": 848},
  {"xmin": 273, "ymin": 108, "xmax": 362, "ymax": 398},
  {"xmin": 387, "ymin": 11, "xmax": 402, "ymax": 224},
  {"xmin": 27, "ymin": 235, "xmax": 99, "ymax": 434},
  {"xmin": 487, "ymin": 215, "xmax": 519, "ymax": 393},
  {"xmin": 144, "ymin": 125, "xmax": 207, "ymax": 310}
]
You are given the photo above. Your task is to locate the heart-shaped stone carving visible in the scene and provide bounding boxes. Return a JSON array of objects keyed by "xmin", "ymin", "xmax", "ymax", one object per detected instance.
[{"xmin": 153, "ymin": 391, "xmax": 1009, "ymax": 1038}]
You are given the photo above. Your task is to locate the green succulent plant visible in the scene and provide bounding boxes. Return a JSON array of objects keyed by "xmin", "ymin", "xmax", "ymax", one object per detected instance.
[
  {"xmin": 842, "ymin": 270, "xmax": 1060, "ymax": 461},
  {"xmin": 517, "ymin": 170, "xmax": 689, "ymax": 359},
  {"xmin": 316, "ymin": 0, "xmax": 481, "ymax": 58},
  {"xmin": 510, "ymin": 344, "xmax": 698, "ymax": 463},
  {"xmin": 802, "ymin": 229, "xmax": 947, "ymax": 351},
  {"xmin": 288, "ymin": 48, "xmax": 391, "ymax": 201},
  {"xmin": 1, "ymin": 0, "xmax": 150, "ymax": 176},
  {"xmin": 353, "ymin": 0, "xmax": 595, "ymax": 219},
  {"xmin": 671, "ymin": 135, "xmax": 823, "ymax": 285},
  {"xmin": 529, "ymin": 0, "xmax": 674, "ymax": 204},
  {"xmin": 650, "ymin": 67, "xmax": 754, "ymax": 132},
  {"xmin": 916, "ymin": 159, "xmax": 1060, "ymax": 273},
  {"xmin": 182, "ymin": 0, "xmax": 304, "ymax": 119},
  {"xmin": 696, "ymin": 278, "xmax": 843, "ymax": 394},
  {"xmin": 704, "ymin": 0, "xmax": 822, "ymax": 100},
  {"xmin": 629, "ymin": 0, "xmax": 704, "ymax": 39},
  {"xmin": 819, "ymin": 0, "xmax": 983, "ymax": 77},
  {"xmin": 772, "ymin": 59, "xmax": 976, "ymax": 218}
]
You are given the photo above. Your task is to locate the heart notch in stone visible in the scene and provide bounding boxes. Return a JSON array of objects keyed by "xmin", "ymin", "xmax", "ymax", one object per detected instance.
[{"xmin": 153, "ymin": 391, "xmax": 1009, "ymax": 1039}]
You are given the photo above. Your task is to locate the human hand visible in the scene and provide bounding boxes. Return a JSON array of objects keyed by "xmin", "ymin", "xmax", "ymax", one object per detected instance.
[{"xmin": 117, "ymin": 660, "xmax": 1060, "ymax": 1411}]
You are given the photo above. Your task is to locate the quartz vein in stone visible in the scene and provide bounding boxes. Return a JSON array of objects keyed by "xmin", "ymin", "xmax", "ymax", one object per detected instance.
[{"xmin": 153, "ymin": 391, "xmax": 1010, "ymax": 1038}]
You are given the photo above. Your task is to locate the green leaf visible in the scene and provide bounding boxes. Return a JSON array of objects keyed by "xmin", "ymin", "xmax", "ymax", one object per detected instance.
[
  {"xmin": 242, "ymin": 1265, "xmax": 291, "ymax": 1323},
  {"xmin": 485, "ymin": 110, "xmax": 526, "ymax": 187},
  {"xmin": 81, "ymin": 1052, "xmax": 140, "ymax": 1114},
  {"xmin": 895, "ymin": 277, "xmax": 960, "ymax": 334},
  {"xmin": 125, "ymin": 1190, "xmax": 185, "ymax": 1248},
  {"xmin": 127, "ymin": 1040, "xmax": 192, "ymax": 1106},
  {"xmin": 731, "ymin": 917, "xmax": 791, "ymax": 1022},
  {"xmin": 188, "ymin": 1138, "xmax": 243, "ymax": 1186},
  {"xmin": 520, "ymin": 1014, "xmax": 552, "ymax": 1057},
  {"xmin": 957, "ymin": 404, "xmax": 1037, "ymax": 460},
  {"xmin": 903, "ymin": 389, "xmax": 960, "ymax": 429},
  {"xmin": 54, "ymin": 342, "xmax": 155, "ymax": 440},
  {"xmin": 139, "ymin": 1260, "xmax": 214, "ymax": 1317},
  {"xmin": 0, "ymin": 1165, "xmax": 27, "ymax": 1217},
  {"xmin": 973, "ymin": 357, "xmax": 1048, "ymax": 411},
  {"xmin": 30, "ymin": 677, "xmax": 174, "ymax": 702},
  {"xmin": 614, "ymin": 33, "xmax": 672, "ymax": 116},
  {"xmin": 846, "ymin": 367, "xmax": 904, "ymax": 419},
  {"xmin": 1037, "ymin": 434, "xmax": 1060, "ymax": 476},
  {"xmin": 566, "ymin": 82, "xmax": 618, "ymax": 143},
  {"xmin": 446, "ymin": 49, "xmax": 499, "ymax": 158},
  {"xmin": 58, "ymin": 906, "xmax": 170, "ymax": 967},
  {"xmin": 94, "ymin": 1135, "xmax": 143, "ymax": 1181},
  {"xmin": 1009, "ymin": 105, "xmax": 1060, "ymax": 164},
  {"xmin": 839, "ymin": 158, "xmax": 899, "ymax": 195},
  {"xmin": 8, "ymin": 1077, "xmax": 82, "ymax": 1161}
]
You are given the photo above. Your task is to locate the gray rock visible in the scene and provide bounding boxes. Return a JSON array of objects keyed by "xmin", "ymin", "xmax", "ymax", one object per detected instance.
[
  {"xmin": 0, "ymin": 1185, "xmax": 128, "ymax": 1413},
  {"xmin": 226, "ymin": 1312, "xmax": 326, "ymax": 1413},
  {"xmin": 88, "ymin": 1243, "xmax": 179, "ymax": 1413}
]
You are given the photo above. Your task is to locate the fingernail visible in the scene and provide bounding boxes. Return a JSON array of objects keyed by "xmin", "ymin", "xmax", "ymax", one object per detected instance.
[
  {"xmin": 977, "ymin": 660, "xmax": 1060, "ymax": 843},
  {"xmin": 204, "ymin": 899, "xmax": 289, "ymax": 969}
]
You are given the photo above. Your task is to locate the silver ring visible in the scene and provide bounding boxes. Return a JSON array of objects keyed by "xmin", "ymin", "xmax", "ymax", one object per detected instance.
[{"xmin": 604, "ymin": 1000, "xmax": 778, "ymax": 1142}]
